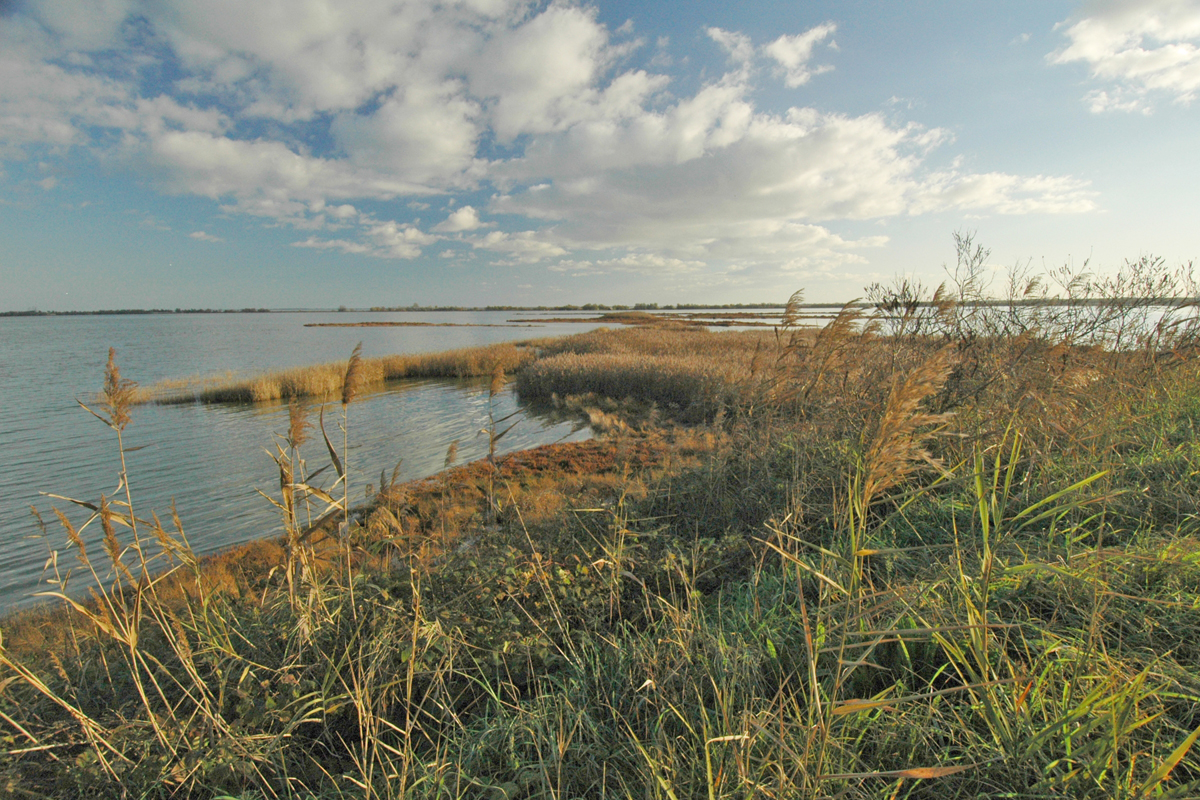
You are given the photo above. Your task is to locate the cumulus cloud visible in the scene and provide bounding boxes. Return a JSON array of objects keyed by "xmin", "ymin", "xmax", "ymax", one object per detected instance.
[
  {"xmin": 495, "ymin": 104, "xmax": 1094, "ymax": 263},
  {"xmin": 2, "ymin": 1, "xmax": 1098, "ymax": 274},
  {"xmin": 1051, "ymin": 0, "xmax": 1200, "ymax": 111},
  {"xmin": 434, "ymin": 205, "xmax": 486, "ymax": 232},
  {"xmin": 188, "ymin": 230, "xmax": 224, "ymax": 242},
  {"xmin": 470, "ymin": 4, "xmax": 616, "ymax": 139},
  {"xmin": 363, "ymin": 219, "xmax": 437, "ymax": 258}
]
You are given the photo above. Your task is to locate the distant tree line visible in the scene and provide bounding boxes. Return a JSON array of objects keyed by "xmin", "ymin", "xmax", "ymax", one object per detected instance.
[
  {"xmin": 1, "ymin": 302, "xmax": 787, "ymax": 317},
  {"xmin": 0, "ymin": 308, "xmax": 273, "ymax": 317}
]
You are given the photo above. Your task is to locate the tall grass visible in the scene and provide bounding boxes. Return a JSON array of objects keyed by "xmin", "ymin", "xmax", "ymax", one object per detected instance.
[{"xmin": 3, "ymin": 239, "xmax": 1200, "ymax": 797}]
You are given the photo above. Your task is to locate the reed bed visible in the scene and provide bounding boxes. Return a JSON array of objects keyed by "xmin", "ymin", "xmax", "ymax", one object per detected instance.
[
  {"xmin": 517, "ymin": 327, "xmax": 781, "ymax": 421},
  {"xmin": 517, "ymin": 351, "xmax": 751, "ymax": 421},
  {"xmin": 3, "ymin": 239, "xmax": 1200, "ymax": 798},
  {"xmin": 142, "ymin": 341, "xmax": 536, "ymax": 404}
]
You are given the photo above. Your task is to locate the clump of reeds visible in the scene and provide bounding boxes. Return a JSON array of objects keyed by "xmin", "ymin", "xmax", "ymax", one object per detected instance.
[
  {"xmin": 517, "ymin": 350, "xmax": 757, "ymax": 422},
  {"xmin": 262, "ymin": 398, "xmax": 315, "ymax": 610},
  {"xmin": 143, "ymin": 341, "xmax": 537, "ymax": 405}
]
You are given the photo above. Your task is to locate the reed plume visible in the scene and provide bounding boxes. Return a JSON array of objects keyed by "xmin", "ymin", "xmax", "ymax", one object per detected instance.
[
  {"xmin": 342, "ymin": 341, "xmax": 364, "ymax": 406},
  {"xmin": 101, "ymin": 347, "xmax": 135, "ymax": 431},
  {"xmin": 444, "ymin": 440, "xmax": 459, "ymax": 468},
  {"xmin": 53, "ymin": 507, "xmax": 87, "ymax": 568},
  {"xmin": 489, "ymin": 362, "xmax": 506, "ymax": 398},
  {"xmin": 287, "ymin": 399, "xmax": 311, "ymax": 450},
  {"xmin": 780, "ymin": 288, "xmax": 806, "ymax": 329},
  {"xmin": 860, "ymin": 345, "xmax": 956, "ymax": 509}
]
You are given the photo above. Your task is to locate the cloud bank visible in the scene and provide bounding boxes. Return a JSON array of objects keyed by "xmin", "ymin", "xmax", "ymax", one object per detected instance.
[{"xmin": 2, "ymin": 0, "xmax": 1097, "ymax": 279}]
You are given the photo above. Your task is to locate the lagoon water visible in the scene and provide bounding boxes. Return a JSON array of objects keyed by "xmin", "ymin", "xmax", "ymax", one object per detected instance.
[{"xmin": 0, "ymin": 311, "xmax": 606, "ymax": 612}]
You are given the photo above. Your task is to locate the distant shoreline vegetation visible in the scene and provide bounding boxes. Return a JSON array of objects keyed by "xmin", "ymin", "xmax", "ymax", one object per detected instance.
[
  {"xmin": 0, "ymin": 302, "xmax": 785, "ymax": 317},
  {"xmin": 5, "ymin": 298, "xmax": 1200, "ymax": 318}
]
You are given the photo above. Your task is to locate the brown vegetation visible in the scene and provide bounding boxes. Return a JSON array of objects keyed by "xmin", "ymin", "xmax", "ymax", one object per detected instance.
[{"xmin": 139, "ymin": 341, "xmax": 536, "ymax": 404}]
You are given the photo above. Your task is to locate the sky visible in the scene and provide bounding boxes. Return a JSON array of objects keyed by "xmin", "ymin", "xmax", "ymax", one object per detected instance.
[{"xmin": 1, "ymin": 0, "xmax": 1199, "ymax": 311}]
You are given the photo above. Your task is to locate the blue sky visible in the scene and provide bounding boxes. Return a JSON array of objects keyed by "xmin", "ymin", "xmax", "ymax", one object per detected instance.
[{"xmin": 2, "ymin": 0, "xmax": 1198, "ymax": 310}]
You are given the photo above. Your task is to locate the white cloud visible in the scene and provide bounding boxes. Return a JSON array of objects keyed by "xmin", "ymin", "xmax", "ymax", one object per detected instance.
[
  {"xmin": 293, "ymin": 220, "xmax": 435, "ymax": 259},
  {"xmin": 434, "ymin": 205, "xmax": 486, "ymax": 232},
  {"xmin": 550, "ymin": 253, "xmax": 705, "ymax": 275},
  {"xmin": 318, "ymin": 202, "xmax": 359, "ymax": 220},
  {"xmin": 763, "ymin": 23, "xmax": 837, "ymax": 87},
  {"xmin": 707, "ymin": 28, "xmax": 756, "ymax": 65},
  {"xmin": 0, "ymin": 21, "xmax": 131, "ymax": 154},
  {"xmin": 1051, "ymin": 0, "xmax": 1200, "ymax": 111},
  {"xmin": 1, "ymin": 2, "xmax": 1099, "ymax": 277},
  {"xmin": 473, "ymin": 230, "xmax": 568, "ymax": 262},
  {"xmin": 908, "ymin": 171, "xmax": 1097, "ymax": 215},
  {"xmin": 188, "ymin": 230, "xmax": 224, "ymax": 242},
  {"xmin": 135, "ymin": 212, "xmax": 172, "ymax": 231},
  {"xmin": 0, "ymin": 17, "xmax": 230, "ymax": 161},
  {"xmin": 363, "ymin": 219, "xmax": 437, "ymax": 258},
  {"xmin": 331, "ymin": 87, "xmax": 482, "ymax": 186},
  {"xmin": 293, "ymin": 236, "xmax": 372, "ymax": 255},
  {"xmin": 495, "ymin": 102, "xmax": 1094, "ymax": 262}
]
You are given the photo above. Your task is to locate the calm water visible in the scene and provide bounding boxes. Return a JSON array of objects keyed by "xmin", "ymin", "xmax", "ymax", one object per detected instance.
[{"xmin": 0, "ymin": 311, "xmax": 607, "ymax": 612}]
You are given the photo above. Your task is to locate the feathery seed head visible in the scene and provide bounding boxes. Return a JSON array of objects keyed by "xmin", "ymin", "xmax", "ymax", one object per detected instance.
[
  {"xmin": 489, "ymin": 363, "xmax": 506, "ymax": 398},
  {"xmin": 54, "ymin": 507, "xmax": 88, "ymax": 567},
  {"xmin": 861, "ymin": 345, "xmax": 957, "ymax": 507},
  {"xmin": 781, "ymin": 289, "xmax": 806, "ymax": 329},
  {"xmin": 102, "ymin": 347, "xmax": 136, "ymax": 431},
  {"xmin": 342, "ymin": 342, "xmax": 364, "ymax": 406},
  {"xmin": 287, "ymin": 399, "xmax": 311, "ymax": 450},
  {"xmin": 99, "ymin": 495, "xmax": 133, "ymax": 582}
]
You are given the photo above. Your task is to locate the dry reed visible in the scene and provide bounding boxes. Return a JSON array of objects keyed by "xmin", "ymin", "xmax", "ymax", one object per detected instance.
[
  {"xmin": 859, "ymin": 345, "xmax": 956, "ymax": 508},
  {"xmin": 342, "ymin": 341, "xmax": 363, "ymax": 406},
  {"xmin": 141, "ymin": 341, "xmax": 537, "ymax": 404}
]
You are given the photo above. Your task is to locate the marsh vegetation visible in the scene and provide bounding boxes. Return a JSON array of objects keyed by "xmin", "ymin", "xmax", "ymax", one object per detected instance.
[{"xmin": 3, "ymin": 237, "xmax": 1200, "ymax": 798}]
